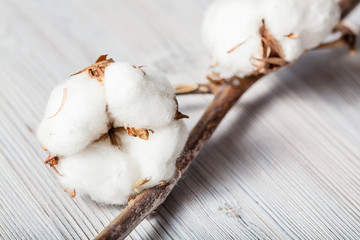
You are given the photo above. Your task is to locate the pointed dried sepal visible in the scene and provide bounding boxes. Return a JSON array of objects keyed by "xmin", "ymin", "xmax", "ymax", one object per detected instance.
[
  {"xmin": 71, "ymin": 54, "xmax": 115, "ymax": 82},
  {"xmin": 44, "ymin": 154, "xmax": 62, "ymax": 176},
  {"xmin": 95, "ymin": 54, "xmax": 108, "ymax": 63},
  {"xmin": 61, "ymin": 185, "xmax": 76, "ymax": 198},
  {"xmin": 174, "ymin": 110, "xmax": 189, "ymax": 120},
  {"xmin": 173, "ymin": 97, "xmax": 189, "ymax": 120},
  {"xmin": 131, "ymin": 65, "xmax": 146, "ymax": 75}
]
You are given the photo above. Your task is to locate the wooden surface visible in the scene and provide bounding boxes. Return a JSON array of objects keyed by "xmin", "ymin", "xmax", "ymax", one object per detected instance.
[{"xmin": 0, "ymin": 0, "xmax": 359, "ymax": 239}]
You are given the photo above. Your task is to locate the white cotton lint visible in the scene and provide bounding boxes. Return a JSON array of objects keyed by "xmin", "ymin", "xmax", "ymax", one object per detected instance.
[
  {"xmin": 37, "ymin": 72, "xmax": 108, "ymax": 156},
  {"xmin": 39, "ymin": 58, "xmax": 189, "ymax": 204},
  {"xmin": 263, "ymin": 0, "xmax": 340, "ymax": 61},
  {"xmin": 119, "ymin": 119, "xmax": 188, "ymax": 192},
  {"xmin": 202, "ymin": 0, "xmax": 341, "ymax": 78},
  {"xmin": 57, "ymin": 141, "xmax": 138, "ymax": 205},
  {"xmin": 104, "ymin": 62, "xmax": 177, "ymax": 129}
]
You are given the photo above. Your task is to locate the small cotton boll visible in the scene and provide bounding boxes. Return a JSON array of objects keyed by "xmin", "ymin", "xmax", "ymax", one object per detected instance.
[
  {"xmin": 57, "ymin": 141, "xmax": 138, "ymax": 205},
  {"xmin": 203, "ymin": 0, "xmax": 264, "ymax": 78},
  {"xmin": 119, "ymin": 120, "xmax": 188, "ymax": 192},
  {"xmin": 202, "ymin": 0, "xmax": 340, "ymax": 78},
  {"xmin": 104, "ymin": 62, "xmax": 177, "ymax": 129},
  {"xmin": 37, "ymin": 72, "xmax": 108, "ymax": 156},
  {"xmin": 264, "ymin": 0, "xmax": 340, "ymax": 61}
]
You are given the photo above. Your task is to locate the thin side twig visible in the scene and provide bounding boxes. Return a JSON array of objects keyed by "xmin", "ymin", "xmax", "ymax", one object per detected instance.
[
  {"xmin": 174, "ymin": 82, "xmax": 218, "ymax": 95},
  {"xmin": 339, "ymin": 0, "xmax": 360, "ymax": 19}
]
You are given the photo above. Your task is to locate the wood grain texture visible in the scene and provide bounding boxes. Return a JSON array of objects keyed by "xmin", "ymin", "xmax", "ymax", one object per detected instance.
[{"xmin": 0, "ymin": 0, "xmax": 359, "ymax": 239}]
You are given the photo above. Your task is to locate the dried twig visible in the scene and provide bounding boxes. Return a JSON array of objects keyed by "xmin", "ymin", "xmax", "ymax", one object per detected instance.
[
  {"xmin": 95, "ymin": 2, "xmax": 358, "ymax": 239},
  {"xmin": 339, "ymin": 0, "xmax": 360, "ymax": 19},
  {"xmin": 316, "ymin": 23, "xmax": 357, "ymax": 55},
  {"xmin": 174, "ymin": 82, "xmax": 218, "ymax": 95}
]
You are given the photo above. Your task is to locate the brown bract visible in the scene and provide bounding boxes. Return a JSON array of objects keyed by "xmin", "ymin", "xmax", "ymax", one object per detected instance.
[
  {"xmin": 126, "ymin": 126, "xmax": 154, "ymax": 140},
  {"xmin": 173, "ymin": 97, "xmax": 189, "ymax": 120},
  {"xmin": 71, "ymin": 54, "xmax": 115, "ymax": 82},
  {"xmin": 254, "ymin": 19, "xmax": 289, "ymax": 75},
  {"xmin": 44, "ymin": 154, "xmax": 61, "ymax": 176},
  {"xmin": 60, "ymin": 185, "xmax": 76, "ymax": 198},
  {"xmin": 95, "ymin": 125, "xmax": 126, "ymax": 147},
  {"xmin": 131, "ymin": 65, "xmax": 146, "ymax": 75}
]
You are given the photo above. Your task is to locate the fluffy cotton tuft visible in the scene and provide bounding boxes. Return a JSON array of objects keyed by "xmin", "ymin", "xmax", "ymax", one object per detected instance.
[
  {"xmin": 263, "ymin": 0, "xmax": 340, "ymax": 61},
  {"xmin": 104, "ymin": 62, "xmax": 177, "ymax": 129},
  {"xmin": 119, "ymin": 120, "xmax": 188, "ymax": 192},
  {"xmin": 203, "ymin": 0, "xmax": 341, "ymax": 78},
  {"xmin": 57, "ymin": 141, "xmax": 138, "ymax": 205},
  {"xmin": 37, "ymin": 72, "xmax": 108, "ymax": 156}
]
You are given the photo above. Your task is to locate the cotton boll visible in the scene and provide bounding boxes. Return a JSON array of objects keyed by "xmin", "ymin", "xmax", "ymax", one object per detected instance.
[
  {"xmin": 264, "ymin": 0, "xmax": 340, "ymax": 61},
  {"xmin": 104, "ymin": 62, "xmax": 177, "ymax": 129},
  {"xmin": 202, "ymin": 0, "xmax": 340, "ymax": 78},
  {"xmin": 57, "ymin": 141, "xmax": 138, "ymax": 205},
  {"xmin": 119, "ymin": 120, "xmax": 188, "ymax": 191},
  {"xmin": 37, "ymin": 72, "xmax": 108, "ymax": 156},
  {"xmin": 203, "ymin": 0, "xmax": 264, "ymax": 78}
]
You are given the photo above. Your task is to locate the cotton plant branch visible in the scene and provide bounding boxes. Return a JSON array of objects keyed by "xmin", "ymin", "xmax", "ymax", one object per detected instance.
[
  {"xmin": 339, "ymin": 0, "xmax": 360, "ymax": 19},
  {"xmin": 95, "ymin": 2, "xmax": 359, "ymax": 239},
  {"xmin": 96, "ymin": 75, "xmax": 260, "ymax": 240}
]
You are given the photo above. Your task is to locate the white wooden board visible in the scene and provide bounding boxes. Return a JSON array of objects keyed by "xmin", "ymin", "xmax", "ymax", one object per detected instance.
[{"xmin": 0, "ymin": 0, "xmax": 359, "ymax": 239}]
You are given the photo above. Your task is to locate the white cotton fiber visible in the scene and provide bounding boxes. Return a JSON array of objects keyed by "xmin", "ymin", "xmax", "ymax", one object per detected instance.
[
  {"xmin": 203, "ymin": 0, "xmax": 264, "ymax": 78},
  {"xmin": 57, "ymin": 141, "xmax": 138, "ymax": 205},
  {"xmin": 263, "ymin": 0, "xmax": 340, "ymax": 61},
  {"xmin": 104, "ymin": 62, "xmax": 177, "ymax": 129},
  {"xmin": 202, "ymin": 0, "xmax": 341, "ymax": 78},
  {"xmin": 39, "ymin": 58, "xmax": 189, "ymax": 204},
  {"xmin": 37, "ymin": 72, "xmax": 108, "ymax": 156},
  {"xmin": 119, "ymin": 120, "xmax": 188, "ymax": 192}
]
